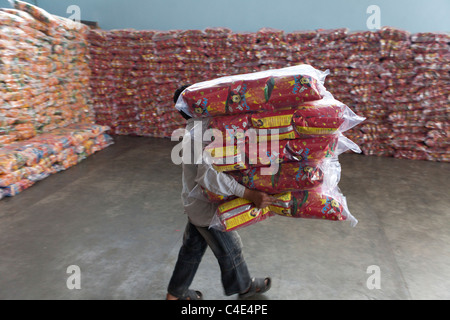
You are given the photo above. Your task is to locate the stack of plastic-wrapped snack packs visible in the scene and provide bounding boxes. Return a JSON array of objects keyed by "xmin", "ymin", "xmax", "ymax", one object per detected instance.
[
  {"xmin": 0, "ymin": 1, "xmax": 112, "ymax": 200},
  {"xmin": 175, "ymin": 65, "xmax": 365, "ymax": 231},
  {"xmin": 387, "ymin": 31, "xmax": 450, "ymax": 161}
]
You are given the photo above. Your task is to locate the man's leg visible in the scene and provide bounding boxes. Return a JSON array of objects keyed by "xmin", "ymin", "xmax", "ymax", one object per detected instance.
[
  {"xmin": 196, "ymin": 226, "xmax": 252, "ymax": 296},
  {"xmin": 167, "ymin": 222, "xmax": 208, "ymax": 299}
]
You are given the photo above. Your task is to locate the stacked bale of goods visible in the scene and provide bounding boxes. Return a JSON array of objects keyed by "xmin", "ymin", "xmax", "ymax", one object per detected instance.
[
  {"xmin": 87, "ymin": 29, "xmax": 117, "ymax": 134},
  {"xmin": 402, "ymin": 32, "xmax": 449, "ymax": 161},
  {"xmin": 285, "ymin": 29, "xmax": 318, "ymax": 67},
  {"xmin": 230, "ymin": 32, "xmax": 259, "ymax": 74},
  {"xmin": 380, "ymin": 28, "xmax": 450, "ymax": 162},
  {"xmin": 378, "ymin": 27, "xmax": 418, "ymax": 158},
  {"xmin": 254, "ymin": 28, "xmax": 289, "ymax": 71},
  {"xmin": 312, "ymin": 29, "xmax": 367, "ymax": 150},
  {"xmin": 85, "ymin": 26, "xmax": 448, "ymax": 163},
  {"xmin": 175, "ymin": 65, "xmax": 365, "ymax": 231},
  {"xmin": 131, "ymin": 30, "xmax": 159, "ymax": 137},
  {"xmin": 159, "ymin": 29, "xmax": 205, "ymax": 136},
  {"xmin": 0, "ymin": 124, "xmax": 112, "ymax": 199},
  {"xmin": 343, "ymin": 31, "xmax": 391, "ymax": 156},
  {"xmin": 105, "ymin": 30, "xmax": 141, "ymax": 136},
  {"xmin": 204, "ymin": 27, "xmax": 234, "ymax": 78},
  {"xmin": 150, "ymin": 30, "xmax": 188, "ymax": 137},
  {"xmin": 313, "ymin": 28, "xmax": 349, "ymax": 70},
  {"xmin": 0, "ymin": 4, "xmax": 94, "ymax": 146},
  {"xmin": 0, "ymin": 1, "xmax": 112, "ymax": 200}
]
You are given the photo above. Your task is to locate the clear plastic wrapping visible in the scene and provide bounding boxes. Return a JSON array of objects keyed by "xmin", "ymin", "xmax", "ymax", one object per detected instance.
[
  {"xmin": 172, "ymin": 64, "xmax": 365, "ymax": 231},
  {"xmin": 175, "ymin": 64, "xmax": 330, "ymax": 118},
  {"xmin": 203, "ymin": 131, "xmax": 360, "ymax": 173},
  {"xmin": 209, "ymin": 185, "xmax": 358, "ymax": 232}
]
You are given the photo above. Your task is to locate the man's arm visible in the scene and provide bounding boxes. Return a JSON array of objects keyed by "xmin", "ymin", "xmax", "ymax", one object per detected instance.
[
  {"xmin": 242, "ymin": 188, "xmax": 276, "ymax": 209},
  {"xmin": 195, "ymin": 163, "xmax": 276, "ymax": 208}
]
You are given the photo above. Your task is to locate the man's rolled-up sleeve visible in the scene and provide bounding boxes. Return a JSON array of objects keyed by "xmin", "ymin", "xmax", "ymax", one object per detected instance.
[{"xmin": 195, "ymin": 163, "xmax": 246, "ymax": 198}]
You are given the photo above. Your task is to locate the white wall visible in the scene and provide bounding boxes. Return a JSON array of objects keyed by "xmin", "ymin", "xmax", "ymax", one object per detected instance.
[{"xmin": 1, "ymin": 0, "xmax": 449, "ymax": 33}]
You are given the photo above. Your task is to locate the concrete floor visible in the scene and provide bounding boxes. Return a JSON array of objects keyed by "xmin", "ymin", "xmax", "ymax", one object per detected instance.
[{"xmin": 0, "ymin": 136, "xmax": 449, "ymax": 300}]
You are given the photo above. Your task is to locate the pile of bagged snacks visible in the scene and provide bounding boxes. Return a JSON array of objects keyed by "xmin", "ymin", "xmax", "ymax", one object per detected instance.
[
  {"xmin": 390, "ymin": 31, "xmax": 449, "ymax": 161},
  {"xmin": 176, "ymin": 65, "xmax": 365, "ymax": 231},
  {"xmin": 0, "ymin": 1, "xmax": 112, "ymax": 199},
  {"xmin": 88, "ymin": 29, "xmax": 187, "ymax": 137},
  {"xmin": 1, "ymin": 1, "xmax": 95, "ymax": 145},
  {"xmin": 0, "ymin": 123, "xmax": 112, "ymax": 199},
  {"xmin": 87, "ymin": 26, "xmax": 449, "ymax": 162}
]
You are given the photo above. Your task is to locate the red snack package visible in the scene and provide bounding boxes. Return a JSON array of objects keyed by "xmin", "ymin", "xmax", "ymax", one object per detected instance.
[
  {"xmin": 291, "ymin": 99, "xmax": 364, "ymax": 135},
  {"xmin": 245, "ymin": 139, "xmax": 291, "ymax": 167},
  {"xmin": 285, "ymin": 135, "xmax": 339, "ymax": 162},
  {"xmin": 203, "ymin": 144, "xmax": 247, "ymax": 172},
  {"xmin": 226, "ymin": 77, "xmax": 272, "ymax": 113},
  {"xmin": 181, "ymin": 84, "xmax": 230, "ymax": 117},
  {"xmin": 230, "ymin": 161, "xmax": 324, "ymax": 194},
  {"xmin": 250, "ymin": 109, "xmax": 298, "ymax": 141},
  {"xmin": 175, "ymin": 65, "xmax": 329, "ymax": 118},
  {"xmin": 245, "ymin": 135, "xmax": 339, "ymax": 167},
  {"xmin": 210, "ymin": 188, "xmax": 358, "ymax": 231},
  {"xmin": 213, "ymin": 197, "xmax": 273, "ymax": 231},
  {"xmin": 277, "ymin": 190, "xmax": 346, "ymax": 222},
  {"xmin": 211, "ymin": 193, "xmax": 292, "ymax": 231},
  {"xmin": 293, "ymin": 113, "xmax": 345, "ymax": 135},
  {"xmin": 269, "ymin": 74, "xmax": 322, "ymax": 108},
  {"xmin": 208, "ymin": 114, "xmax": 250, "ymax": 142}
]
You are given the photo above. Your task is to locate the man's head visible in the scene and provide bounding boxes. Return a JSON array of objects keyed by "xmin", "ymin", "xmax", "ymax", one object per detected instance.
[{"xmin": 174, "ymin": 84, "xmax": 192, "ymax": 120}]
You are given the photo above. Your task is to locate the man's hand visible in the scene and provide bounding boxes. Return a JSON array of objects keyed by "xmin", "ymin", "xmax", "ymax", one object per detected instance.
[{"xmin": 243, "ymin": 188, "xmax": 277, "ymax": 209}]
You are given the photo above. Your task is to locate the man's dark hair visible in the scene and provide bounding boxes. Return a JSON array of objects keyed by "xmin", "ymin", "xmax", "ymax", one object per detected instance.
[{"xmin": 174, "ymin": 84, "xmax": 192, "ymax": 120}]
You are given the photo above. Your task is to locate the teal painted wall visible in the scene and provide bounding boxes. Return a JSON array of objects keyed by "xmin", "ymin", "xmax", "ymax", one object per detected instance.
[{"xmin": 1, "ymin": 0, "xmax": 449, "ymax": 33}]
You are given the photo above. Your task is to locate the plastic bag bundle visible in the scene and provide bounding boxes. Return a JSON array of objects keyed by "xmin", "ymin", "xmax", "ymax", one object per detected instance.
[
  {"xmin": 203, "ymin": 99, "xmax": 363, "ymax": 154},
  {"xmin": 0, "ymin": 2, "xmax": 114, "ymax": 199},
  {"xmin": 175, "ymin": 65, "xmax": 364, "ymax": 231},
  {"xmin": 176, "ymin": 65, "xmax": 329, "ymax": 118},
  {"xmin": 314, "ymin": 29, "xmax": 350, "ymax": 67},
  {"xmin": 210, "ymin": 185, "xmax": 356, "ymax": 232}
]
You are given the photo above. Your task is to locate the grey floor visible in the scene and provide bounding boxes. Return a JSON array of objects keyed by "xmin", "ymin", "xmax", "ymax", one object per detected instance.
[{"xmin": 0, "ymin": 136, "xmax": 449, "ymax": 300}]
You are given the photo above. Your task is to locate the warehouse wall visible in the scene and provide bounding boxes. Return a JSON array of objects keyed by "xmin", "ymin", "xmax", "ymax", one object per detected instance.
[{"xmin": 1, "ymin": 0, "xmax": 449, "ymax": 32}]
